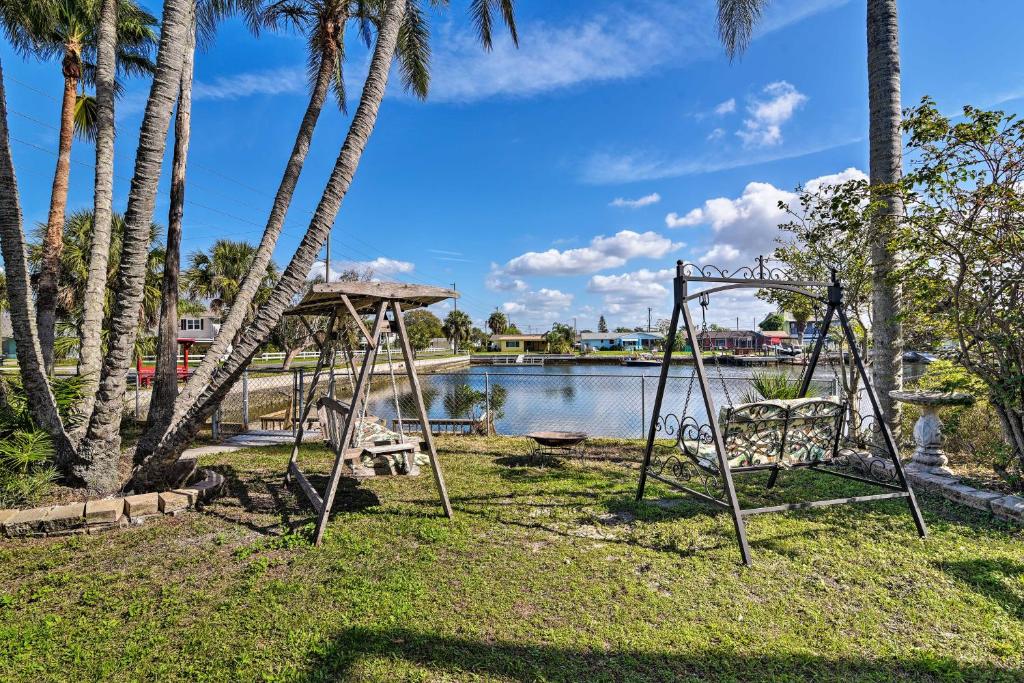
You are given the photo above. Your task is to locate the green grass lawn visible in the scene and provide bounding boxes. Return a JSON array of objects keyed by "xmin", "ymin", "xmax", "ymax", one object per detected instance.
[{"xmin": 2, "ymin": 437, "xmax": 1022, "ymax": 682}]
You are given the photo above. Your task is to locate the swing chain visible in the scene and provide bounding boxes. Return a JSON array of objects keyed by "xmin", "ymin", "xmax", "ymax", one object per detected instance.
[{"xmin": 699, "ymin": 292, "xmax": 735, "ymax": 408}]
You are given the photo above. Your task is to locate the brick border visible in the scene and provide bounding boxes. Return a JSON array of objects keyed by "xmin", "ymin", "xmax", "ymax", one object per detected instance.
[
  {"xmin": 852, "ymin": 456, "xmax": 1024, "ymax": 524},
  {"xmin": 0, "ymin": 469, "xmax": 225, "ymax": 539}
]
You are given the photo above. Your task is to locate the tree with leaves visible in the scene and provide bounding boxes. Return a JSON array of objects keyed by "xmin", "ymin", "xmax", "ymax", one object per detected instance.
[
  {"xmin": 758, "ymin": 312, "xmax": 783, "ymax": 331},
  {"xmin": 403, "ymin": 308, "xmax": 442, "ymax": 350},
  {"xmin": 899, "ymin": 100, "xmax": 1024, "ymax": 486},
  {"xmin": 716, "ymin": 0, "xmax": 906, "ymax": 431},
  {"xmin": 597, "ymin": 314, "xmax": 608, "ymax": 333},
  {"xmin": 545, "ymin": 322, "xmax": 575, "ymax": 354},
  {"xmin": 486, "ymin": 309, "xmax": 508, "ymax": 335},
  {"xmin": 1, "ymin": 0, "xmax": 157, "ymax": 372},
  {"xmin": 442, "ymin": 309, "xmax": 472, "ymax": 353}
]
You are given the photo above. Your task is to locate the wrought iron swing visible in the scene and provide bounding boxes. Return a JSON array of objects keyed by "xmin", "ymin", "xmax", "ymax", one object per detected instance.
[
  {"xmin": 282, "ymin": 281, "xmax": 456, "ymax": 546},
  {"xmin": 636, "ymin": 257, "xmax": 928, "ymax": 566}
]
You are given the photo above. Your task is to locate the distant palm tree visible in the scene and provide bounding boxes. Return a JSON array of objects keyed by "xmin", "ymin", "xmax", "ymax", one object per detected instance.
[
  {"xmin": 26, "ymin": 210, "xmax": 174, "ymax": 357},
  {"xmin": 182, "ymin": 239, "xmax": 279, "ymax": 340},
  {"xmin": 716, "ymin": 0, "xmax": 905, "ymax": 426},
  {"xmin": 1, "ymin": 0, "xmax": 158, "ymax": 372},
  {"xmin": 487, "ymin": 310, "xmax": 508, "ymax": 335},
  {"xmin": 443, "ymin": 310, "xmax": 473, "ymax": 353}
]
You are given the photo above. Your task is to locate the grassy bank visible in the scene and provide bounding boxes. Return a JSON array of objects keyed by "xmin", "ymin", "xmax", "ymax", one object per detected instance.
[{"xmin": 1, "ymin": 436, "xmax": 1022, "ymax": 681}]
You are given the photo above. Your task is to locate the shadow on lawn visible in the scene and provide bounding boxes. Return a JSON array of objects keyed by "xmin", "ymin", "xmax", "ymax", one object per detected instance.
[
  {"xmin": 293, "ymin": 625, "xmax": 1022, "ymax": 683},
  {"xmin": 202, "ymin": 465, "xmax": 382, "ymax": 537},
  {"xmin": 937, "ymin": 557, "xmax": 1024, "ymax": 618}
]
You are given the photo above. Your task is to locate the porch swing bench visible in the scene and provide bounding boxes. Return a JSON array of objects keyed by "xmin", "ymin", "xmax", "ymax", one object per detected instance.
[
  {"xmin": 636, "ymin": 257, "xmax": 928, "ymax": 566},
  {"xmin": 680, "ymin": 396, "xmax": 847, "ymax": 477},
  {"xmin": 316, "ymin": 396, "xmax": 419, "ymax": 477}
]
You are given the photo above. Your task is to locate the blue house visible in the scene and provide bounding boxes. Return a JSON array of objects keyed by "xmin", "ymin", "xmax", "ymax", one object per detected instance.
[{"xmin": 580, "ymin": 331, "xmax": 663, "ymax": 351}]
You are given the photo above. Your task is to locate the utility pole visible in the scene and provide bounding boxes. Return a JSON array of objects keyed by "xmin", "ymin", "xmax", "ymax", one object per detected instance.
[
  {"xmin": 647, "ymin": 307, "xmax": 652, "ymax": 332},
  {"xmin": 324, "ymin": 230, "xmax": 331, "ymax": 283},
  {"xmin": 451, "ymin": 282, "xmax": 457, "ymax": 312}
]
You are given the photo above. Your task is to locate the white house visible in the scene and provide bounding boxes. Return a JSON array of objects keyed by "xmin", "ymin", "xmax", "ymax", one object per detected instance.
[{"xmin": 177, "ymin": 311, "xmax": 220, "ymax": 343}]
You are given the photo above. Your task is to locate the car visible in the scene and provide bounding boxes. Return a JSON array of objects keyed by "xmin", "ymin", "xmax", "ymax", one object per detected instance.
[{"xmin": 903, "ymin": 351, "xmax": 939, "ymax": 364}]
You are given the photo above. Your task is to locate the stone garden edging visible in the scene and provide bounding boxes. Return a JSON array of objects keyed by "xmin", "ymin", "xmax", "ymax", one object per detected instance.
[
  {"xmin": 0, "ymin": 468, "xmax": 225, "ymax": 539},
  {"xmin": 857, "ymin": 455, "xmax": 1024, "ymax": 524}
]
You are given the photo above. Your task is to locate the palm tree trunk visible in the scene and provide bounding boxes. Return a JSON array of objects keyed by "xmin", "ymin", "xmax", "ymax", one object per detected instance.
[
  {"xmin": 144, "ymin": 13, "xmax": 197, "ymax": 457},
  {"xmin": 867, "ymin": 0, "xmax": 904, "ymax": 433},
  {"xmin": 133, "ymin": 0, "xmax": 407, "ymax": 490},
  {"xmin": 76, "ymin": 0, "xmax": 195, "ymax": 493},
  {"xmin": 0, "ymin": 61, "xmax": 77, "ymax": 478},
  {"xmin": 169, "ymin": 45, "xmax": 340, "ymax": 420},
  {"xmin": 37, "ymin": 53, "xmax": 80, "ymax": 373},
  {"xmin": 76, "ymin": 0, "xmax": 118, "ymax": 431}
]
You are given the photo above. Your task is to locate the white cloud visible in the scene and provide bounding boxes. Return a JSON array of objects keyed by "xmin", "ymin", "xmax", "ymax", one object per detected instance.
[
  {"xmin": 714, "ymin": 98, "xmax": 736, "ymax": 115},
  {"xmin": 665, "ymin": 208, "xmax": 704, "ymax": 228},
  {"xmin": 485, "ymin": 266, "xmax": 528, "ymax": 292},
  {"xmin": 417, "ymin": 0, "xmax": 850, "ymax": 103},
  {"xmin": 736, "ymin": 81, "xmax": 808, "ymax": 147},
  {"xmin": 579, "ymin": 137, "xmax": 862, "ymax": 184},
  {"xmin": 588, "ymin": 267, "xmax": 674, "ymax": 300},
  {"xmin": 610, "ymin": 192, "xmax": 661, "ymax": 209},
  {"xmin": 193, "ymin": 66, "xmax": 306, "ymax": 101},
  {"xmin": 707, "ymin": 127, "xmax": 725, "ymax": 141},
  {"xmin": 502, "ymin": 288, "xmax": 574, "ymax": 317},
  {"xmin": 501, "ymin": 230, "xmax": 682, "ymax": 277},
  {"xmin": 314, "ymin": 257, "xmax": 415, "ymax": 280},
  {"xmin": 670, "ymin": 167, "xmax": 866, "ymax": 266}
]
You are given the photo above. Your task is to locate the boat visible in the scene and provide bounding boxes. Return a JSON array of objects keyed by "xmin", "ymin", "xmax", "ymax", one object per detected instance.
[{"xmin": 623, "ymin": 353, "xmax": 661, "ymax": 367}]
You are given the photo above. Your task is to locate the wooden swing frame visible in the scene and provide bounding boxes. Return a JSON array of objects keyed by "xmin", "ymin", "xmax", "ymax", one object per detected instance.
[{"xmin": 283, "ymin": 281, "xmax": 456, "ymax": 545}]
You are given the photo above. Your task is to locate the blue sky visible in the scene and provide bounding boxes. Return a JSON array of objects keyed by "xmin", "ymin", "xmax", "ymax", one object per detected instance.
[{"xmin": 3, "ymin": 0, "xmax": 1023, "ymax": 332}]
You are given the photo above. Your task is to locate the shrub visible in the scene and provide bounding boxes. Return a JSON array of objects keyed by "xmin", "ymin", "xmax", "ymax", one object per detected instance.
[
  {"xmin": 742, "ymin": 370, "xmax": 818, "ymax": 404},
  {"xmin": 906, "ymin": 360, "xmax": 1016, "ymax": 489},
  {"xmin": 0, "ymin": 375, "xmax": 86, "ymax": 507}
]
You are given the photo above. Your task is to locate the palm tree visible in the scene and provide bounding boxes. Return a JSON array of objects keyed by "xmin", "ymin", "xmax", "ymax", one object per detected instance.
[
  {"xmin": 27, "ymin": 210, "xmax": 168, "ymax": 349},
  {"xmin": 2, "ymin": 0, "xmax": 157, "ymax": 373},
  {"xmin": 176, "ymin": 0, "xmax": 519, "ymax": 414},
  {"xmin": 182, "ymin": 240, "xmax": 279, "ymax": 337},
  {"xmin": 716, "ymin": 0, "xmax": 905, "ymax": 427},
  {"xmin": 149, "ymin": 0, "xmax": 263, "ymax": 441},
  {"xmin": 443, "ymin": 310, "xmax": 473, "ymax": 354},
  {"xmin": 137, "ymin": 0, "xmax": 521, "ymax": 489},
  {"xmin": 486, "ymin": 310, "xmax": 508, "ymax": 335}
]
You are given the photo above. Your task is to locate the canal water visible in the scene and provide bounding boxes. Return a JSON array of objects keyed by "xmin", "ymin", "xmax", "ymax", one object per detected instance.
[{"xmin": 360, "ymin": 363, "xmax": 846, "ymax": 438}]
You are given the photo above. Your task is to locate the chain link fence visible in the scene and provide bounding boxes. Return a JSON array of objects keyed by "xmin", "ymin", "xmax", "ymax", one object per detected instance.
[{"xmin": 125, "ymin": 367, "xmax": 838, "ymax": 440}]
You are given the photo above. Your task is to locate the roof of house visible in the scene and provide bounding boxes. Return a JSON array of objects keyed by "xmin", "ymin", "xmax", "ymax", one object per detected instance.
[
  {"xmin": 579, "ymin": 332, "xmax": 619, "ymax": 341},
  {"xmin": 701, "ymin": 329, "xmax": 758, "ymax": 339},
  {"xmin": 491, "ymin": 334, "xmax": 546, "ymax": 341}
]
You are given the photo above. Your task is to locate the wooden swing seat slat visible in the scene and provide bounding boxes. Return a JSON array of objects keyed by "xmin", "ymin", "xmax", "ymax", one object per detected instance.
[{"xmin": 362, "ymin": 442, "xmax": 416, "ymax": 456}]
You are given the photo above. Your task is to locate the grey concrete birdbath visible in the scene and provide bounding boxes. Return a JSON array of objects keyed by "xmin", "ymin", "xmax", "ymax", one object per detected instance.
[{"xmin": 890, "ymin": 390, "xmax": 974, "ymax": 476}]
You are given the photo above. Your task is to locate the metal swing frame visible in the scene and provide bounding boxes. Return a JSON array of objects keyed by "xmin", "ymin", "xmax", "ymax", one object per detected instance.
[
  {"xmin": 282, "ymin": 281, "xmax": 456, "ymax": 546},
  {"xmin": 635, "ymin": 257, "xmax": 928, "ymax": 566}
]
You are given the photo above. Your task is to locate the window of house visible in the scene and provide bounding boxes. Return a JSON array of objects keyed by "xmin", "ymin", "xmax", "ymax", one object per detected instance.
[
  {"xmin": 180, "ymin": 318, "xmax": 204, "ymax": 331},
  {"xmin": 506, "ymin": 340, "xmax": 520, "ymax": 348}
]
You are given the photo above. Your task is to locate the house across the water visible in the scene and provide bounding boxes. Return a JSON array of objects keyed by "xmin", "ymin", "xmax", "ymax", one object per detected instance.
[
  {"xmin": 490, "ymin": 334, "xmax": 549, "ymax": 353},
  {"xmin": 579, "ymin": 331, "xmax": 663, "ymax": 352}
]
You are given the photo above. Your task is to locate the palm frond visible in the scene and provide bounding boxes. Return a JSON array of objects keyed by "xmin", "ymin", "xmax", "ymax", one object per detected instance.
[
  {"xmin": 717, "ymin": 0, "xmax": 769, "ymax": 61},
  {"xmin": 73, "ymin": 92, "xmax": 98, "ymax": 142},
  {"xmin": 396, "ymin": 0, "xmax": 430, "ymax": 99}
]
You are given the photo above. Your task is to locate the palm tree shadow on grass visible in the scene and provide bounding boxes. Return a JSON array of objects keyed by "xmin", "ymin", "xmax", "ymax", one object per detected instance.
[
  {"xmin": 293, "ymin": 626, "xmax": 1020, "ymax": 683},
  {"xmin": 201, "ymin": 465, "xmax": 382, "ymax": 537}
]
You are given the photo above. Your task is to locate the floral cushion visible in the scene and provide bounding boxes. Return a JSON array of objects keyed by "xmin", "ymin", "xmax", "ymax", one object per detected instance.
[{"xmin": 680, "ymin": 397, "xmax": 843, "ymax": 471}]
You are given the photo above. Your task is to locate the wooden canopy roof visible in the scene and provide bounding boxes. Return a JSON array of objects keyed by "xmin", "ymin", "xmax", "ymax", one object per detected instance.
[{"xmin": 284, "ymin": 280, "xmax": 457, "ymax": 317}]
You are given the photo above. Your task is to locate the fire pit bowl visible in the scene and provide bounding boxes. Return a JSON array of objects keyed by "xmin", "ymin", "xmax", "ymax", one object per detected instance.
[{"xmin": 525, "ymin": 431, "xmax": 588, "ymax": 463}]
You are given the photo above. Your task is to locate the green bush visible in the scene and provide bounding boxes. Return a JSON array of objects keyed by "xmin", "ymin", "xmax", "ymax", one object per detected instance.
[
  {"xmin": 906, "ymin": 360, "xmax": 1015, "ymax": 488},
  {"xmin": 741, "ymin": 370, "xmax": 818, "ymax": 404},
  {"xmin": 0, "ymin": 375, "xmax": 85, "ymax": 507}
]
